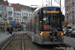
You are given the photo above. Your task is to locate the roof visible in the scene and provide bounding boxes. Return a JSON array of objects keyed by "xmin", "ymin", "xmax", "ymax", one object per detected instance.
[
  {"xmin": 0, "ymin": 1, "xmax": 35, "ymax": 11},
  {"xmin": 34, "ymin": 6, "xmax": 60, "ymax": 12},
  {"xmin": 0, "ymin": 1, "xmax": 8, "ymax": 5},
  {"xmin": 12, "ymin": 4, "xmax": 19, "ymax": 10},
  {"xmin": 13, "ymin": 3, "xmax": 35, "ymax": 11}
]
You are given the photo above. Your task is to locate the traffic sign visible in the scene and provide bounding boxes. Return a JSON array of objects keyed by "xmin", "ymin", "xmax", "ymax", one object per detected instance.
[{"xmin": 11, "ymin": 21, "xmax": 16, "ymax": 25}]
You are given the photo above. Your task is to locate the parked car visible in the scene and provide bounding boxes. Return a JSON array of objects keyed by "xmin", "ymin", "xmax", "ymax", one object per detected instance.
[
  {"xmin": 65, "ymin": 29, "xmax": 72, "ymax": 36},
  {"xmin": 70, "ymin": 29, "xmax": 75, "ymax": 37},
  {"xmin": 63, "ymin": 31, "xmax": 66, "ymax": 35},
  {"xmin": 18, "ymin": 28, "xmax": 21, "ymax": 31},
  {"xmin": 23, "ymin": 29, "xmax": 26, "ymax": 31}
]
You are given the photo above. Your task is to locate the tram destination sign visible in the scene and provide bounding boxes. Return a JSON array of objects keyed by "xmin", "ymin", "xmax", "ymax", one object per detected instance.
[{"xmin": 43, "ymin": 10, "xmax": 60, "ymax": 13}]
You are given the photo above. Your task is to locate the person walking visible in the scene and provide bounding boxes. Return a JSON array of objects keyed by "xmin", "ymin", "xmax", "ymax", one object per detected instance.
[
  {"xmin": 9, "ymin": 27, "xmax": 13, "ymax": 35},
  {"xmin": 7, "ymin": 27, "xmax": 9, "ymax": 35}
]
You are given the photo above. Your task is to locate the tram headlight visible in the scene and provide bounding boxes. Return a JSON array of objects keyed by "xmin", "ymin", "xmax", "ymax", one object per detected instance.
[
  {"xmin": 40, "ymin": 32, "xmax": 44, "ymax": 37},
  {"xmin": 61, "ymin": 32, "xmax": 63, "ymax": 37}
]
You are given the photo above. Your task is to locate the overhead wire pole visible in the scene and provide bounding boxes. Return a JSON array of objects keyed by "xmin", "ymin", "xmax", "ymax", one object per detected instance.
[
  {"xmin": 42, "ymin": 0, "xmax": 43, "ymax": 6},
  {"xmin": 51, "ymin": 0, "xmax": 52, "ymax": 6},
  {"xmin": 60, "ymin": 0, "xmax": 61, "ymax": 11}
]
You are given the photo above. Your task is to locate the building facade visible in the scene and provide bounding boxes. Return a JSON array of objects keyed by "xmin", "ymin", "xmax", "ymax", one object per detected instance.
[
  {"xmin": 65, "ymin": 0, "xmax": 75, "ymax": 29},
  {"xmin": 0, "ymin": 5, "xmax": 4, "ymax": 23},
  {"xmin": 14, "ymin": 11, "xmax": 22, "ymax": 24},
  {"xmin": 6, "ymin": 6, "xmax": 14, "ymax": 23}
]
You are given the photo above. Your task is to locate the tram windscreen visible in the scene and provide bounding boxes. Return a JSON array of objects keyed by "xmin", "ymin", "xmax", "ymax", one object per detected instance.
[{"xmin": 39, "ymin": 7, "xmax": 62, "ymax": 31}]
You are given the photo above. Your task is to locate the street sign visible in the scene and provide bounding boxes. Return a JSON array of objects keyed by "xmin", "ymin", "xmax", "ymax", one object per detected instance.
[{"xmin": 11, "ymin": 21, "xmax": 16, "ymax": 25}]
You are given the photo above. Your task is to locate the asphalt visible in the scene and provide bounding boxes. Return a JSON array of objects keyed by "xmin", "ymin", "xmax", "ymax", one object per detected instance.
[{"xmin": 64, "ymin": 36, "xmax": 75, "ymax": 47}]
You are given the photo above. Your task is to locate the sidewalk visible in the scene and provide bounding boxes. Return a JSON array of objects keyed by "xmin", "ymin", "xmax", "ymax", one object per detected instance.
[
  {"xmin": 0, "ymin": 31, "xmax": 25, "ymax": 46},
  {"xmin": 0, "ymin": 33, "xmax": 12, "ymax": 46},
  {"xmin": 64, "ymin": 36, "xmax": 75, "ymax": 47}
]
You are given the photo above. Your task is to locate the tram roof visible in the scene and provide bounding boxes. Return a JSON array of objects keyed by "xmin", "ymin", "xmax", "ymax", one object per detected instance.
[
  {"xmin": 34, "ymin": 6, "xmax": 60, "ymax": 12},
  {"xmin": 41, "ymin": 6, "xmax": 60, "ymax": 8}
]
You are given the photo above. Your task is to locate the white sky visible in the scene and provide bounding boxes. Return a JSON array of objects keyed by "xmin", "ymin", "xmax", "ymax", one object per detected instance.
[{"xmin": 8, "ymin": 0, "xmax": 65, "ymax": 15}]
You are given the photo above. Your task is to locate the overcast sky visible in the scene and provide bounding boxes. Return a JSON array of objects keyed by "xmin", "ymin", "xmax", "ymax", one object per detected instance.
[{"xmin": 8, "ymin": 0, "xmax": 65, "ymax": 15}]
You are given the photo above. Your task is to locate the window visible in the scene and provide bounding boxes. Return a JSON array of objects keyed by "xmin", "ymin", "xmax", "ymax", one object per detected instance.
[
  {"xmin": 67, "ymin": 16, "xmax": 68, "ymax": 19},
  {"xmin": 66, "ymin": 9, "xmax": 68, "ymax": 13},
  {"xmin": 73, "ymin": 23, "xmax": 74, "ymax": 25},
  {"xmin": 72, "ymin": 0, "xmax": 75, "ymax": 2},
  {"xmin": 0, "ymin": 7, "xmax": 2, "ymax": 11},
  {"xmin": 73, "ymin": 15, "xmax": 74, "ymax": 18},
  {"xmin": 72, "ymin": 6, "xmax": 74, "ymax": 11},
  {"xmin": 66, "ymin": 2, "xmax": 68, "ymax": 6},
  {"xmin": 26, "ymin": 13, "xmax": 28, "ymax": 17},
  {"xmin": 39, "ymin": 7, "xmax": 62, "ymax": 31}
]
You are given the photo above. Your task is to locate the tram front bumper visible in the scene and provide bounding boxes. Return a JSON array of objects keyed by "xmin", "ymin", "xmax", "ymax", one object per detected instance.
[
  {"xmin": 38, "ymin": 37, "xmax": 64, "ymax": 45},
  {"xmin": 38, "ymin": 41, "xmax": 64, "ymax": 45}
]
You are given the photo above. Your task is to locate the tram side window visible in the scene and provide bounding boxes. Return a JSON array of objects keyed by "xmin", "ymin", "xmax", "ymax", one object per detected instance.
[
  {"xmin": 34, "ymin": 16, "xmax": 38, "ymax": 33},
  {"xmin": 39, "ymin": 9, "xmax": 43, "ymax": 30},
  {"xmin": 30, "ymin": 20, "xmax": 32, "ymax": 31},
  {"xmin": 32, "ymin": 19, "xmax": 34, "ymax": 32},
  {"xmin": 40, "ymin": 20, "xmax": 42, "ymax": 30},
  {"xmin": 29, "ymin": 23, "xmax": 30, "ymax": 31},
  {"xmin": 35, "ymin": 15, "xmax": 39, "ymax": 32}
]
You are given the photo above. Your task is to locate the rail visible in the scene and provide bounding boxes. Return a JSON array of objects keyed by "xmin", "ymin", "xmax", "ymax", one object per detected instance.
[
  {"xmin": 22, "ymin": 34, "xmax": 24, "ymax": 50},
  {"xmin": 1, "ymin": 35, "xmax": 16, "ymax": 50}
]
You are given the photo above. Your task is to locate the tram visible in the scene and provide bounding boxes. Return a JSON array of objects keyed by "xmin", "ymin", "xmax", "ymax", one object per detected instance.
[{"xmin": 26, "ymin": 6, "xmax": 64, "ymax": 45}]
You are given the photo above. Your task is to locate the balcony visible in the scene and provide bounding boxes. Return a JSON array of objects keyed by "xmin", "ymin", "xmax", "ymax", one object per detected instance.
[
  {"xmin": 8, "ymin": 11, "xmax": 12, "ymax": 13},
  {"xmin": 8, "ymin": 17, "xmax": 13, "ymax": 19},
  {"xmin": 23, "ymin": 16, "xmax": 27, "ymax": 18}
]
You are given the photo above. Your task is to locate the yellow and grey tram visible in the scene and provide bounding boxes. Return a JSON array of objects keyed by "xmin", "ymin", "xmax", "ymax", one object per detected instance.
[{"xmin": 26, "ymin": 6, "xmax": 64, "ymax": 45}]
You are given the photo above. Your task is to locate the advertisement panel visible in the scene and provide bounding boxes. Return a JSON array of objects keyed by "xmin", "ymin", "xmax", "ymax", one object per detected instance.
[{"xmin": 43, "ymin": 25, "xmax": 50, "ymax": 30}]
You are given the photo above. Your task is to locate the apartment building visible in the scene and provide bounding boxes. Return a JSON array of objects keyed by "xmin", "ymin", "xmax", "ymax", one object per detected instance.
[
  {"xmin": 14, "ymin": 11, "xmax": 22, "ymax": 24},
  {"xmin": 15, "ymin": 4, "xmax": 33, "ymax": 24},
  {"xmin": 65, "ymin": 0, "xmax": 75, "ymax": 29},
  {"xmin": 6, "ymin": 5, "xmax": 14, "ymax": 23},
  {"xmin": 0, "ymin": 0, "xmax": 35, "ymax": 25},
  {"xmin": 0, "ymin": 5, "xmax": 4, "ymax": 23}
]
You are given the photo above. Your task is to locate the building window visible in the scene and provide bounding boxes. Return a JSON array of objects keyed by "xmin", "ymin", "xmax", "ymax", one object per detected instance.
[
  {"xmin": 73, "ymin": 23, "xmax": 74, "ymax": 25},
  {"xmin": 66, "ymin": 9, "xmax": 68, "ymax": 13},
  {"xmin": 67, "ymin": 16, "xmax": 68, "ymax": 19},
  {"xmin": 26, "ymin": 13, "xmax": 28, "ymax": 17},
  {"xmin": 73, "ymin": 15, "xmax": 74, "ymax": 18},
  {"xmin": 0, "ymin": 7, "xmax": 2, "ymax": 11}
]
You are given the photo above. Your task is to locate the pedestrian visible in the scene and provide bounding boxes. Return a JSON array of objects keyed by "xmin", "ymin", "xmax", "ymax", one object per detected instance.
[
  {"xmin": 9, "ymin": 27, "xmax": 13, "ymax": 35},
  {"xmin": 7, "ymin": 27, "xmax": 9, "ymax": 35}
]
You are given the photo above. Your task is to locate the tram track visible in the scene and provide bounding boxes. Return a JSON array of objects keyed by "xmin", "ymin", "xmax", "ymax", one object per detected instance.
[
  {"xmin": 0, "ymin": 33, "xmax": 74, "ymax": 50},
  {"xmin": 1, "ymin": 35, "xmax": 15, "ymax": 50},
  {"xmin": 0, "ymin": 33, "xmax": 25, "ymax": 50},
  {"xmin": 24, "ymin": 34, "xmax": 66, "ymax": 50},
  {"xmin": 24, "ymin": 34, "xmax": 41, "ymax": 50},
  {"xmin": 22, "ymin": 34, "xmax": 25, "ymax": 50}
]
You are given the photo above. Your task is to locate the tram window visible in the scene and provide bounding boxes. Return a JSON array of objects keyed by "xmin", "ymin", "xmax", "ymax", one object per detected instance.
[
  {"xmin": 30, "ymin": 20, "xmax": 32, "ymax": 31},
  {"xmin": 40, "ymin": 21, "xmax": 43, "ymax": 30},
  {"xmin": 42, "ymin": 7, "xmax": 61, "ymax": 31}
]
